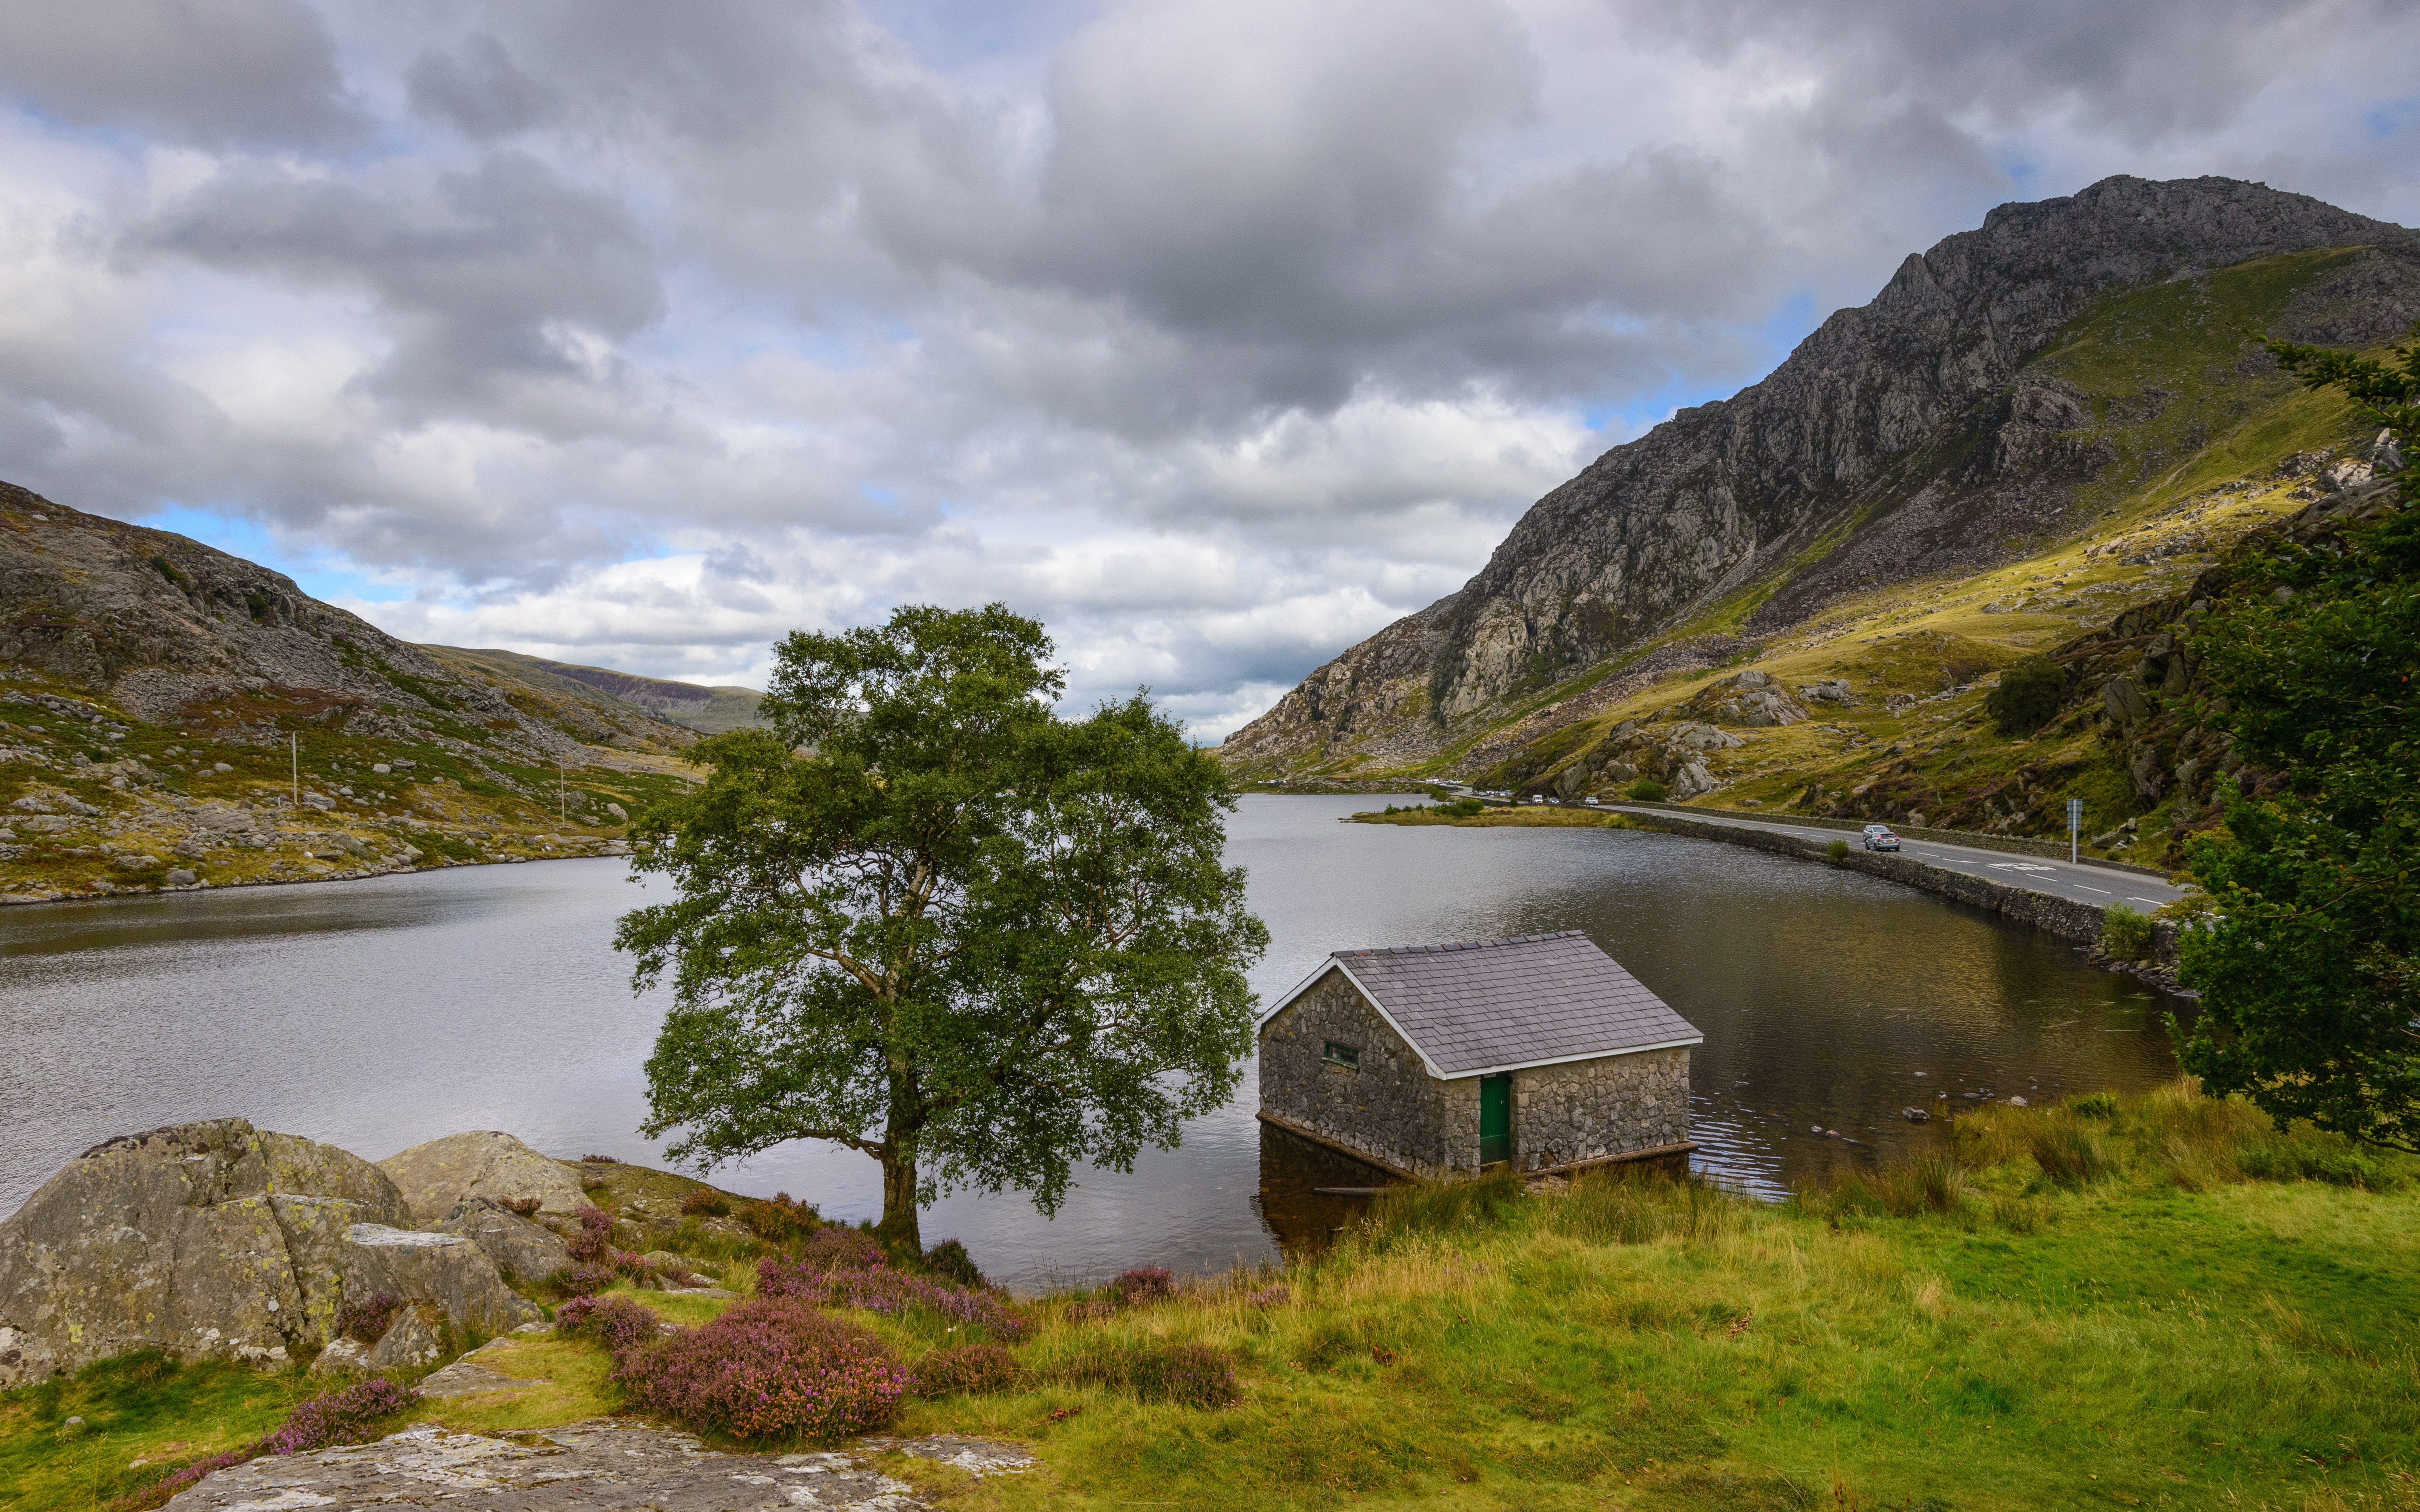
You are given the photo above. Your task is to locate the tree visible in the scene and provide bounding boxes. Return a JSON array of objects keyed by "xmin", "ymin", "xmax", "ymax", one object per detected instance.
[
  {"xmin": 616, "ymin": 604, "xmax": 1270, "ymax": 1249},
  {"xmin": 2171, "ymin": 325, "xmax": 2419, "ymax": 1151}
]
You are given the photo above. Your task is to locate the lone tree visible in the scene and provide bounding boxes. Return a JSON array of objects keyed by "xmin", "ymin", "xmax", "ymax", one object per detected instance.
[
  {"xmin": 2173, "ymin": 324, "xmax": 2418, "ymax": 1151},
  {"xmin": 617, "ymin": 604, "xmax": 1269, "ymax": 1249}
]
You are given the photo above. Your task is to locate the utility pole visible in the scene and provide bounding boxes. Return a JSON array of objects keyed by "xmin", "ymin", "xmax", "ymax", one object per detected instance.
[
  {"xmin": 2067, "ymin": 797, "xmax": 2082, "ymax": 864},
  {"xmin": 291, "ymin": 733, "xmax": 300, "ymax": 808},
  {"xmin": 559, "ymin": 761, "xmax": 566, "ymax": 825}
]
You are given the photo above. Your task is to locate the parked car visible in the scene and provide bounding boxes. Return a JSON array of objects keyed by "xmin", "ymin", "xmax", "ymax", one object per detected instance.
[{"xmin": 1861, "ymin": 824, "xmax": 1901, "ymax": 852}]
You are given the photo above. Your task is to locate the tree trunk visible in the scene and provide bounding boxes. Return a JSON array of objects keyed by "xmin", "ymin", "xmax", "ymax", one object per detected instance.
[{"xmin": 878, "ymin": 1148, "xmax": 921, "ymax": 1255}]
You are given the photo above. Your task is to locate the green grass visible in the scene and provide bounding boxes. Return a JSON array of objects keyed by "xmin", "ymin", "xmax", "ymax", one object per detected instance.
[{"xmin": 12, "ymin": 1086, "xmax": 2418, "ymax": 1512}]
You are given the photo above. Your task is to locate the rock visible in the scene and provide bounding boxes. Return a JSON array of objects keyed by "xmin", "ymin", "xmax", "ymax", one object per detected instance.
[
  {"xmin": 378, "ymin": 1130, "xmax": 588, "ymax": 1223},
  {"xmin": 301, "ymin": 793, "xmax": 336, "ymax": 811},
  {"xmin": 166, "ymin": 868, "xmax": 197, "ymax": 886},
  {"xmin": 159, "ymin": 1420, "xmax": 1024, "ymax": 1510},
  {"xmin": 438, "ymin": 1197, "xmax": 573, "ymax": 1284},
  {"xmin": 2102, "ymin": 675, "xmax": 2150, "ymax": 725},
  {"xmin": 310, "ymin": 1337, "xmax": 370, "ymax": 1376},
  {"xmin": 0, "ymin": 1119, "xmax": 412, "ymax": 1387},
  {"xmin": 363, "ymin": 1303, "xmax": 445, "ymax": 1369},
  {"xmin": 415, "ymin": 1355, "xmax": 539, "ymax": 1398},
  {"xmin": 605, "ymin": 802, "xmax": 629, "ymax": 822},
  {"xmin": 335, "ymin": 1224, "xmax": 542, "ymax": 1339},
  {"xmin": 2007, "ymin": 1095, "xmax": 2029, "ymax": 1107},
  {"xmin": 1902, "ymin": 1107, "xmax": 1931, "ymax": 1123},
  {"xmin": 1799, "ymin": 679, "xmax": 1855, "ymax": 705},
  {"xmin": 371, "ymin": 763, "xmax": 390, "ymax": 774}
]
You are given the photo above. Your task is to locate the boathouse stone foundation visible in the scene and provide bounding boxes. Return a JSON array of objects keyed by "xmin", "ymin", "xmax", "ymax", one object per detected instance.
[{"xmin": 1257, "ymin": 967, "xmax": 1691, "ymax": 1178}]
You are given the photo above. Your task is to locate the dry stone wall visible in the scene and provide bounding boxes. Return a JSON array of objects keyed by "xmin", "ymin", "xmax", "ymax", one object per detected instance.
[
  {"xmin": 1259, "ymin": 969, "xmax": 1475, "ymax": 1177},
  {"xmin": 1512, "ymin": 1047, "xmax": 1691, "ymax": 1172}
]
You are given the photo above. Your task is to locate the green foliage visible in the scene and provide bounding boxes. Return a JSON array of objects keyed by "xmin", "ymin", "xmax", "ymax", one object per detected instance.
[
  {"xmin": 618, "ymin": 604, "xmax": 1269, "ymax": 1248},
  {"xmin": 2174, "ymin": 327, "xmax": 2420, "ymax": 1153},
  {"xmin": 1825, "ymin": 838, "xmax": 1849, "ymax": 862},
  {"xmin": 1625, "ymin": 776, "xmax": 1667, "ymax": 802},
  {"xmin": 2099, "ymin": 902, "xmax": 2155, "ymax": 961},
  {"xmin": 1983, "ymin": 655, "xmax": 2065, "ymax": 736}
]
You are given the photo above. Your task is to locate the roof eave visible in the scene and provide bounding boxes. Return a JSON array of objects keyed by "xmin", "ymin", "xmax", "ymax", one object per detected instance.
[{"xmin": 1433, "ymin": 1034, "xmax": 1704, "ymax": 1080}]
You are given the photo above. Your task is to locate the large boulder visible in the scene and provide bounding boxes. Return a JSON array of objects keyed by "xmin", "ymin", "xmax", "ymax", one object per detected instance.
[
  {"xmin": 378, "ymin": 1131, "xmax": 587, "ymax": 1223},
  {"xmin": 0, "ymin": 1120, "xmax": 538, "ymax": 1387},
  {"xmin": 435, "ymin": 1198, "xmax": 573, "ymax": 1287}
]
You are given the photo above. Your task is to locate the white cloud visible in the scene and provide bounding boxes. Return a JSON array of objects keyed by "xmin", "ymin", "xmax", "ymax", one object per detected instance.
[{"xmin": 0, "ymin": 0, "xmax": 2414, "ymax": 740}]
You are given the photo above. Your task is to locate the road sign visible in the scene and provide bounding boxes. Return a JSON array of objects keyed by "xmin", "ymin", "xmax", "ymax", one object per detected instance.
[{"xmin": 2067, "ymin": 798, "xmax": 2083, "ymax": 864}]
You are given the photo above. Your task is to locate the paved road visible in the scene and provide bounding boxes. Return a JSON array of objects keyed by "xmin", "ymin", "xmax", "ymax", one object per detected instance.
[{"xmin": 1591, "ymin": 804, "xmax": 2189, "ymax": 913}]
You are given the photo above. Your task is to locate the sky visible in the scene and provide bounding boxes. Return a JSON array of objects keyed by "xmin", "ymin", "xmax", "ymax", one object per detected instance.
[{"xmin": 2, "ymin": 1, "xmax": 2416, "ymax": 739}]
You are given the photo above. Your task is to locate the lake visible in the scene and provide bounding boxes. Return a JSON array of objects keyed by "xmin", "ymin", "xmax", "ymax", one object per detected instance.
[{"xmin": 0, "ymin": 795, "xmax": 2182, "ymax": 1290}]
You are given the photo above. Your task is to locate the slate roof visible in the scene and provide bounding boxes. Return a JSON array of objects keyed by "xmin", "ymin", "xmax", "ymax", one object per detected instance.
[{"xmin": 1266, "ymin": 931, "xmax": 1702, "ymax": 1078}]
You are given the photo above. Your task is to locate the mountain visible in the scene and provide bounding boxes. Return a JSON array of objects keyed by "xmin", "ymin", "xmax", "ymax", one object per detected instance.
[
  {"xmin": 1221, "ymin": 176, "xmax": 2420, "ymax": 787},
  {"xmin": 0, "ymin": 484, "xmax": 752, "ymax": 901},
  {"xmin": 425, "ymin": 646, "xmax": 764, "ymax": 735}
]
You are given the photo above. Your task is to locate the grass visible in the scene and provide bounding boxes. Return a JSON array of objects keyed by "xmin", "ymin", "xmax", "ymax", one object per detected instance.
[
  {"xmin": 14, "ymin": 1083, "xmax": 2418, "ymax": 1511},
  {"xmin": 1349, "ymin": 804, "xmax": 1637, "ymax": 828}
]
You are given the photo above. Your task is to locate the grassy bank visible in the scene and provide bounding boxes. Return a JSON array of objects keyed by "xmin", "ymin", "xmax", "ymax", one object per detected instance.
[
  {"xmin": 11, "ymin": 1084, "xmax": 2416, "ymax": 1512},
  {"xmin": 1350, "ymin": 801, "xmax": 1638, "ymax": 829}
]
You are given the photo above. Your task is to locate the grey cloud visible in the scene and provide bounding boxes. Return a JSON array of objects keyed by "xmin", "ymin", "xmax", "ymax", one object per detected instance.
[
  {"xmin": 0, "ymin": 0, "xmax": 358, "ymax": 148},
  {"xmin": 406, "ymin": 33, "xmax": 561, "ymax": 141},
  {"xmin": 132, "ymin": 152, "xmax": 664, "ymax": 436}
]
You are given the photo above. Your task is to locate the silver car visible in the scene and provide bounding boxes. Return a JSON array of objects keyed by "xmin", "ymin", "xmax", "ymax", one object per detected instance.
[{"xmin": 1861, "ymin": 824, "xmax": 1901, "ymax": 852}]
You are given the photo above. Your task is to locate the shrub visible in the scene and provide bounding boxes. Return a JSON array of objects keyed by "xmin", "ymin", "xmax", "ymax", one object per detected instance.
[
  {"xmin": 759, "ymin": 1251, "xmax": 1028, "ymax": 1340},
  {"xmin": 1443, "ymin": 798, "xmax": 1486, "ymax": 817},
  {"xmin": 679, "ymin": 1188, "xmax": 730, "ymax": 1217},
  {"xmin": 911, "ymin": 1342, "xmax": 1023, "ymax": 1397},
  {"xmin": 791, "ymin": 1226, "xmax": 887, "ymax": 1272},
  {"xmin": 1827, "ymin": 838, "xmax": 1850, "ymax": 862},
  {"xmin": 566, "ymin": 1206, "xmax": 617, "ymax": 1262},
  {"xmin": 581, "ymin": 1153, "xmax": 622, "ymax": 1164},
  {"xmin": 259, "ymin": 1378, "xmax": 417, "ymax": 1456},
  {"xmin": 557, "ymin": 1262, "xmax": 621, "ymax": 1297},
  {"xmin": 1111, "ymin": 1266, "xmax": 1176, "ymax": 1305},
  {"xmin": 743, "ymin": 1192, "xmax": 821, "ymax": 1243},
  {"xmin": 1245, "ymin": 1284, "xmax": 1290, "ymax": 1308},
  {"xmin": 2101, "ymin": 903, "xmax": 2156, "ymax": 960},
  {"xmin": 335, "ymin": 1290, "xmax": 399, "ymax": 1345},
  {"xmin": 1985, "ymin": 656, "xmax": 2066, "ymax": 735},
  {"xmin": 1064, "ymin": 1298, "xmax": 1118, "ymax": 1323},
  {"xmin": 1625, "ymin": 777, "xmax": 1668, "ymax": 802},
  {"xmin": 558, "ymin": 1294, "xmax": 663, "ymax": 1354},
  {"xmin": 500, "ymin": 1195, "xmax": 543, "ymax": 1217},
  {"xmin": 2069, "ymin": 1091, "xmax": 2120, "ymax": 1119},
  {"xmin": 1131, "ymin": 1343, "xmax": 1241, "ymax": 1408},
  {"xmin": 921, "ymin": 1238, "xmax": 985, "ymax": 1288},
  {"xmin": 614, "ymin": 1298, "xmax": 906, "ymax": 1441}
]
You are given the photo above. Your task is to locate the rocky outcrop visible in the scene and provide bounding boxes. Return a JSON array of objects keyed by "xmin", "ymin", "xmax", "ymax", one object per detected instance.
[
  {"xmin": 1223, "ymin": 176, "xmax": 2420, "ymax": 777},
  {"xmin": 378, "ymin": 1129, "xmax": 589, "ymax": 1223},
  {"xmin": 437, "ymin": 1197, "xmax": 574, "ymax": 1284},
  {"xmin": 162, "ymin": 1421, "xmax": 1035, "ymax": 1510},
  {"xmin": 0, "ymin": 1119, "xmax": 538, "ymax": 1387}
]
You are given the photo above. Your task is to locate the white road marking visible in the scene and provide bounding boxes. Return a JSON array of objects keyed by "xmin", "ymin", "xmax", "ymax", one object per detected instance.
[
  {"xmin": 2073, "ymin": 885, "xmax": 2110, "ymax": 895},
  {"xmin": 2128, "ymin": 897, "xmax": 2167, "ymax": 905}
]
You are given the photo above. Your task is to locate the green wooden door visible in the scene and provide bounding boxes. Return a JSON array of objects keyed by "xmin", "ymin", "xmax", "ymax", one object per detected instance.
[{"xmin": 1479, "ymin": 1075, "xmax": 1511, "ymax": 1166}]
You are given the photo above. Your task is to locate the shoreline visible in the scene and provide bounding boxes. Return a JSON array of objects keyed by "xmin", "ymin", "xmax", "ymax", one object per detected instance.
[{"xmin": 0, "ymin": 846, "xmax": 630, "ymax": 909}]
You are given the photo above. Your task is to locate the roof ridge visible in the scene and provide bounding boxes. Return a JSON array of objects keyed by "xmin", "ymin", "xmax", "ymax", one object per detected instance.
[{"xmin": 1333, "ymin": 928, "xmax": 1585, "ymax": 959}]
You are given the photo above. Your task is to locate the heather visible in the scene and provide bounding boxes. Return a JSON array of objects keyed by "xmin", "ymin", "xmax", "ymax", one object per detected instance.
[
  {"xmin": 612, "ymin": 1298, "xmax": 906, "ymax": 1441},
  {"xmin": 757, "ymin": 1239, "xmax": 1028, "ymax": 1342},
  {"xmin": 85, "ymin": 1376, "xmax": 418, "ymax": 1511}
]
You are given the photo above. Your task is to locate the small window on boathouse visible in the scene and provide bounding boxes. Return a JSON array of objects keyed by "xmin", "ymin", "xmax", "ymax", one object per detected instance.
[{"xmin": 1322, "ymin": 1040, "xmax": 1360, "ymax": 1070}]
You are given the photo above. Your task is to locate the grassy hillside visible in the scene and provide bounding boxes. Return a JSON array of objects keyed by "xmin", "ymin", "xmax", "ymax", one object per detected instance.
[
  {"xmin": 1258, "ymin": 248, "xmax": 2403, "ymax": 871},
  {"xmin": 428, "ymin": 646, "xmax": 765, "ymax": 735}
]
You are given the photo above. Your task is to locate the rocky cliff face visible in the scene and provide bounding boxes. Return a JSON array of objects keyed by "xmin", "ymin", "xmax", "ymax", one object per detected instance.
[{"xmin": 1223, "ymin": 176, "xmax": 2418, "ymax": 777}]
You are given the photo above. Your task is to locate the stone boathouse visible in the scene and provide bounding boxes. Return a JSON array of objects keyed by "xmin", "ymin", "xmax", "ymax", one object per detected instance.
[{"xmin": 1256, "ymin": 931, "xmax": 1701, "ymax": 1179}]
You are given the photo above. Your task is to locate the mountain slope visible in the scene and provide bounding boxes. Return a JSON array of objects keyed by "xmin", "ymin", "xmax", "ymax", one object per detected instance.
[
  {"xmin": 0, "ymin": 484, "xmax": 733, "ymax": 901},
  {"xmin": 1221, "ymin": 176, "xmax": 2418, "ymax": 780},
  {"xmin": 428, "ymin": 646, "xmax": 764, "ymax": 735}
]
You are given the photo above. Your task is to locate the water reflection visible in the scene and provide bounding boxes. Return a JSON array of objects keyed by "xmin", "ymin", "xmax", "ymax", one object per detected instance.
[{"xmin": 0, "ymin": 795, "xmax": 2185, "ymax": 1289}]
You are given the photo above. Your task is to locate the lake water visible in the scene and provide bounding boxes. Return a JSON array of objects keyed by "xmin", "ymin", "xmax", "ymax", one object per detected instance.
[{"xmin": 0, "ymin": 795, "xmax": 2183, "ymax": 1290}]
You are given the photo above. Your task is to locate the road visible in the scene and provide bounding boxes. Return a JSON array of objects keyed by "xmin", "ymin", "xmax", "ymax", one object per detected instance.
[{"xmin": 1589, "ymin": 804, "xmax": 2189, "ymax": 913}]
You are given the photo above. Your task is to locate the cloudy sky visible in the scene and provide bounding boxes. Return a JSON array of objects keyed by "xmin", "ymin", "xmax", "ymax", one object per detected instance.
[{"xmin": 3, "ymin": 0, "xmax": 2416, "ymax": 738}]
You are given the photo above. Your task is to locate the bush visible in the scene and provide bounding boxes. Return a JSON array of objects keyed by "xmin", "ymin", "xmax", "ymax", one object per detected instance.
[
  {"xmin": 2101, "ymin": 903, "xmax": 2156, "ymax": 960},
  {"xmin": 1827, "ymin": 838, "xmax": 1850, "ymax": 862},
  {"xmin": 758, "ymin": 1250, "xmax": 1028, "ymax": 1340},
  {"xmin": 566, "ymin": 1206, "xmax": 617, "ymax": 1262},
  {"xmin": 259, "ymin": 1378, "xmax": 417, "ymax": 1456},
  {"xmin": 1110, "ymin": 1266, "xmax": 1175, "ymax": 1305},
  {"xmin": 1443, "ymin": 798, "xmax": 1486, "ymax": 818},
  {"xmin": 921, "ymin": 1238, "xmax": 985, "ymax": 1288},
  {"xmin": 679, "ymin": 1188, "xmax": 730, "ymax": 1217},
  {"xmin": 1985, "ymin": 655, "xmax": 2066, "ymax": 735},
  {"xmin": 2028, "ymin": 1123, "xmax": 2112, "ymax": 1187},
  {"xmin": 791, "ymin": 1226, "xmax": 887, "ymax": 1272},
  {"xmin": 1131, "ymin": 1343, "xmax": 1241, "ymax": 1408},
  {"xmin": 1245, "ymin": 1284, "xmax": 1290, "ymax": 1308},
  {"xmin": 334, "ymin": 1290, "xmax": 399, "ymax": 1345},
  {"xmin": 557, "ymin": 1294, "xmax": 663, "ymax": 1354},
  {"xmin": 2069, "ymin": 1091, "xmax": 2120, "ymax": 1119},
  {"xmin": 500, "ymin": 1195, "xmax": 543, "ymax": 1217},
  {"xmin": 911, "ymin": 1342, "xmax": 1023, "ymax": 1397},
  {"xmin": 615, "ymin": 1298, "xmax": 906, "ymax": 1441},
  {"xmin": 743, "ymin": 1192, "xmax": 821, "ymax": 1243},
  {"xmin": 1625, "ymin": 777, "xmax": 1668, "ymax": 802}
]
